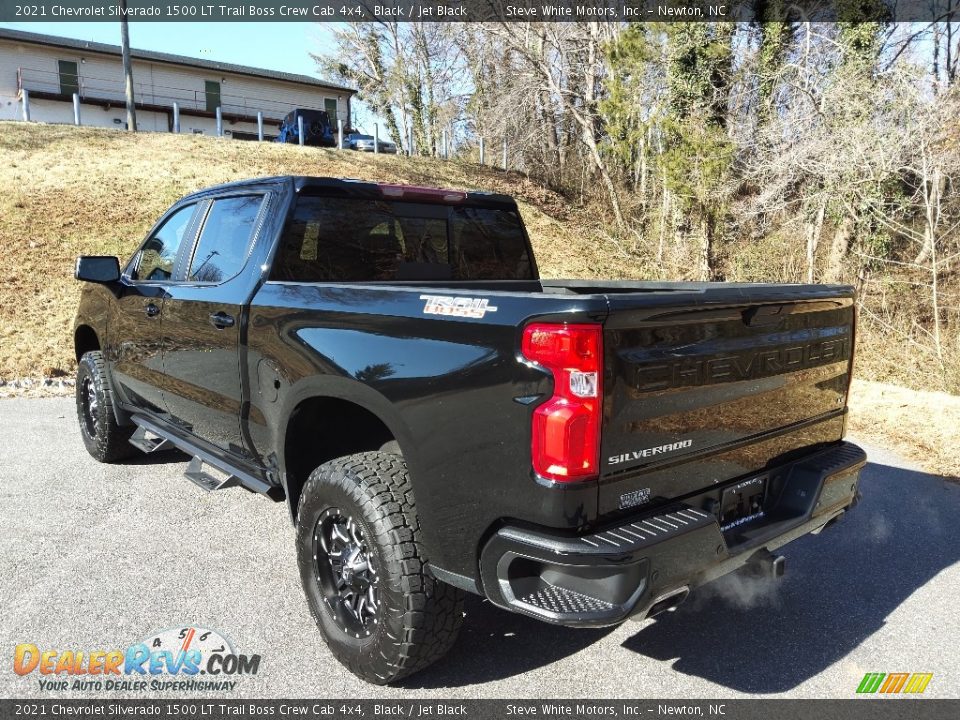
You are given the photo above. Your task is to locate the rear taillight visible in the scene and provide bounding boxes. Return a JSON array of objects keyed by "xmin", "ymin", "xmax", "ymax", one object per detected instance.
[{"xmin": 521, "ymin": 323, "xmax": 603, "ymax": 482}]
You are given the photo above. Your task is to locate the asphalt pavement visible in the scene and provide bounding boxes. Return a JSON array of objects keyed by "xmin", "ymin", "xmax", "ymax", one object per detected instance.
[{"xmin": 1, "ymin": 396, "xmax": 958, "ymax": 699}]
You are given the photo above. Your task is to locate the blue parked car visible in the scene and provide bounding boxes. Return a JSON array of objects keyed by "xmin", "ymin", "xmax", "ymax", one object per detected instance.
[{"xmin": 275, "ymin": 109, "xmax": 335, "ymax": 147}]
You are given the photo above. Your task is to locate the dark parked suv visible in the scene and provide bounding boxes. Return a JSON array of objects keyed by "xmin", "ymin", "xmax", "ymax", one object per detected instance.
[{"xmin": 275, "ymin": 109, "xmax": 335, "ymax": 147}]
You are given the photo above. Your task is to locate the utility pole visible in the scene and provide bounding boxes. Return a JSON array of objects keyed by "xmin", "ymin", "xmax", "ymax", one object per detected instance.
[{"xmin": 119, "ymin": 0, "xmax": 137, "ymax": 132}]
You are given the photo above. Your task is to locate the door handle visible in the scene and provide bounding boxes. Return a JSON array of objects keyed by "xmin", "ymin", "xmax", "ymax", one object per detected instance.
[
  {"xmin": 209, "ymin": 312, "xmax": 235, "ymax": 329},
  {"xmin": 145, "ymin": 303, "xmax": 160, "ymax": 318}
]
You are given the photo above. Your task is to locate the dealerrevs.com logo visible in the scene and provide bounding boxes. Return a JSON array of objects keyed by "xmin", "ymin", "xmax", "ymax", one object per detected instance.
[{"xmin": 13, "ymin": 626, "xmax": 261, "ymax": 692}]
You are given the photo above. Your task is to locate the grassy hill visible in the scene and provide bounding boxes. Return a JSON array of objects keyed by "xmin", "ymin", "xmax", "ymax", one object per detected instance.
[{"xmin": 0, "ymin": 121, "xmax": 623, "ymax": 379}]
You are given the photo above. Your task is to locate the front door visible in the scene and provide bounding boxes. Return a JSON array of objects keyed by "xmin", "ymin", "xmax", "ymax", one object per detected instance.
[
  {"xmin": 160, "ymin": 194, "xmax": 267, "ymax": 456},
  {"xmin": 324, "ymin": 98, "xmax": 338, "ymax": 126},
  {"xmin": 108, "ymin": 202, "xmax": 200, "ymax": 414}
]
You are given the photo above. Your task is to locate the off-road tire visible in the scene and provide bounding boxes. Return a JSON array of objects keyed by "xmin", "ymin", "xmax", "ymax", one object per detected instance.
[
  {"xmin": 76, "ymin": 351, "xmax": 137, "ymax": 463},
  {"xmin": 296, "ymin": 451, "xmax": 464, "ymax": 684}
]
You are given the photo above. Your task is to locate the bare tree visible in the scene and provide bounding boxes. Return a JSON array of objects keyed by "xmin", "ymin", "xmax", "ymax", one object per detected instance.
[
  {"xmin": 483, "ymin": 21, "xmax": 627, "ymax": 229},
  {"xmin": 316, "ymin": 22, "xmax": 465, "ymax": 154}
]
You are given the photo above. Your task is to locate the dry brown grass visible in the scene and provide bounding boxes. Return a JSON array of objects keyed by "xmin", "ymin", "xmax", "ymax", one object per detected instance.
[
  {"xmin": 2, "ymin": 122, "xmax": 957, "ymax": 478},
  {"xmin": 848, "ymin": 378, "xmax": 960, "ymax": 479}
]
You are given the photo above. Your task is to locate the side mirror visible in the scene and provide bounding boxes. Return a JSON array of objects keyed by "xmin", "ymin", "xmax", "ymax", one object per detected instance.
[{"xmin": 75, "ymin": 256, "xmax": 120, "ymax": 284}]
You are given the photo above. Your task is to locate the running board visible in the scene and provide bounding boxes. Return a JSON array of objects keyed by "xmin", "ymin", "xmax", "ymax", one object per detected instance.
[{"xmin": 130, "ymin": 414, "xmax": 271, "ymax": 495}]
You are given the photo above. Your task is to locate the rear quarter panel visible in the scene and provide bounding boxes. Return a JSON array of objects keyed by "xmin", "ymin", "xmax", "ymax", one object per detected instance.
[{"xmin": 245, "ymin": 283, "xmax": 608, "ymax": 579}]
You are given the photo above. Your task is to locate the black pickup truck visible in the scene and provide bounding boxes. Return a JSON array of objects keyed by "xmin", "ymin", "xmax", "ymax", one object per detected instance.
[{"xmin": 73, "ymin": 176, "xmax": 865, "ymax": 684}]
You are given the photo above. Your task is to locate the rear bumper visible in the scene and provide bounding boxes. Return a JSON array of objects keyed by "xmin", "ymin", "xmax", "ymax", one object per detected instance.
[{"xmin": 478, "ymin": 441, "xmax": 866, "ymax": 627}]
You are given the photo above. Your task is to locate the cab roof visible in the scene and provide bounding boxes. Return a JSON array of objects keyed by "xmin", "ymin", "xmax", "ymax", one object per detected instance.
[{"xmin": 184, "ymin": 176, "xmax": 518, "ymax": 208}]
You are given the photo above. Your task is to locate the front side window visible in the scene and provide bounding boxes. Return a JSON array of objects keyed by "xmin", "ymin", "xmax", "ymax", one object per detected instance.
[
  {"xmin": 187, "ymin": 196, "xmax": 264, "ymax": 283},
  {"xmin": 132, "ymin": 204, "xmax": 196, "ymax": 281}
]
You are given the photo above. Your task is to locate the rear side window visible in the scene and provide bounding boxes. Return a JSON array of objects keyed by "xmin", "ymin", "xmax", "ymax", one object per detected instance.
[
  {"xmin": 187, "ymin": 195, "xmax": 264, "ymax": 283},
  {"xmin": 451, "ymin": 207, "xmax": 531, "ymax": 280},
  {"xmin": 132, "ymin": 203, "xmax": 196, "ymax": 281},
  {"xmin": 271, "ymin": 196, "xmax": 533, "ymax": 282}
]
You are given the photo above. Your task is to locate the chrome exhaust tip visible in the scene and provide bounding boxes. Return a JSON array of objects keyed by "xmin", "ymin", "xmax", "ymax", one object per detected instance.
[
  {"xmin": 745, "ymin": 548, "xmax": 786, "ymax": 580},
  {"xmin": 638, "ymin": 586, "xmax": 690, "ymax": 620}
]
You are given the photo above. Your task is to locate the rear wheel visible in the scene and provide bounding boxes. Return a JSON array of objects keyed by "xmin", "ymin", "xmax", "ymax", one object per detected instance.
[
  {"xmin": 296, "ymin": 451, "xmax": 464, "ymax": 684},
  {"xmin": 76, "ymin": 351, "xmax": 137, "ymax": 463}
]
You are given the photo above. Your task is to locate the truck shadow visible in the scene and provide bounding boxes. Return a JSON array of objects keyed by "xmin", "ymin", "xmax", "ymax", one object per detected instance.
[
  {"xmin": 397, "ymin": 594, "xmax": 616, "ymax": 688},
  {"xmin": 619, "ymin": 461, "xmax": 960, "ymax": 693},
  {"xmin": 403, "ymin": 461, "xmax": 959, "ymax": 690},
  {"xmin": 125, "ymin": 448, "xmax": 191, "ymax": 466}
]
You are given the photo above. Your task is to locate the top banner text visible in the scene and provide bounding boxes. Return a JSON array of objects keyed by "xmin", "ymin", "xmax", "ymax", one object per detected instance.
[{"xmin": 0, "ymin": 0, "xmax": 955, "ymax": 23}]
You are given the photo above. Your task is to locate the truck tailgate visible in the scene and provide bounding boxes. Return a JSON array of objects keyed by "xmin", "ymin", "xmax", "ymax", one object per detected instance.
[{"xmin": 599, "ymin": 286, "xmax": 854, "ymax": 517}]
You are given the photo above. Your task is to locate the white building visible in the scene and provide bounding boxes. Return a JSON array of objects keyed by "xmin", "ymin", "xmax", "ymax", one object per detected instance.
[{"xmin": 0, "ymin": 28, "xmax": 356, "ymax": 139}]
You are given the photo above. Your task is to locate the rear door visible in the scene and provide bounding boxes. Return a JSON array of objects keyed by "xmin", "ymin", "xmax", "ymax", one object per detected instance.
[
  {"xmin": 597, "ymin": 287, "xmax": 855, "ymax": 516},
  {"xmin": 159, "ymin": 193, "xmax": 268, "ymax": 455},
  {"xmin": 108, "ymin": 202, "xmax": 201, "ymax": 414}
]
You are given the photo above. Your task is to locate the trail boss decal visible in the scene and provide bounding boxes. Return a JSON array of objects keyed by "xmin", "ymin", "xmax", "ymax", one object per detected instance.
[
  {"xmin": 608, "ymin": 439, "xmax": 694, "ymax": 466},
  {"xmin": 420, "ymin": 295, "xmax": 498, "ymax": 319}
]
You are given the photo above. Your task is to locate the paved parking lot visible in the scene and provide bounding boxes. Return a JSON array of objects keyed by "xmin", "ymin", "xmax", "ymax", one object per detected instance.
[{"xmin": 1, "ymin": 396, "xmax": 958, "ymax": 699}]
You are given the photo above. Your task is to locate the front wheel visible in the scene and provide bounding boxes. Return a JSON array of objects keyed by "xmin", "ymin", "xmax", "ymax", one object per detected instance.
[
  {"xmin": 76, "ymin": 351, "xmax": 137, "ymax": 463},
  {"xmin": 296, "ymin": 452, "xmax": 464, "ymax": 684}
]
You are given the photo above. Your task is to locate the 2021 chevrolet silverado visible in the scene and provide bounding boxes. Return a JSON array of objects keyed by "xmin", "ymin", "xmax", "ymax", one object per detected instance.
[{"xmin": 73, "ymin": 177, "xmax": 866, "ymax": 684}]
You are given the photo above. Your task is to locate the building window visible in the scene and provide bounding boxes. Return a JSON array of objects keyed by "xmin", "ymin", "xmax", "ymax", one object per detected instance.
[
  {"xmin": 324, "ymin": 98, "xmax": 338, "ymax": 121},
  {"xmin": 58, "ymin": 60, "xmax": 79, "ymax": 97},
  {"xmin": 205, "ymin": 81, "xmax": 221, "ymax": 112}
]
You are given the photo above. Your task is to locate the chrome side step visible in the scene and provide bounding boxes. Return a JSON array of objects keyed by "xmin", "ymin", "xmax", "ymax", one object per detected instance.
[{"xmin": 130, "ymin": 414, "xmax": 271, "ymax": 495}]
